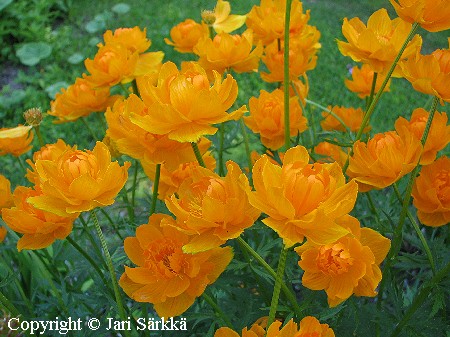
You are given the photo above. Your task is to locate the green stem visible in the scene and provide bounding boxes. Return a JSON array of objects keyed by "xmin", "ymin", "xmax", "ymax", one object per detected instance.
[
  {"xmin": 202, "ymin": 292, "xmax": 233, "ymax": 328},
  {"xmin": 283, "ymin": 0, "xmax": 293, "ymax": 151},
  {"xmin": 16, "ymin": 156, "xmax": 27, "ymax": 172},
  {"xmin": 33, "ymin": 125, "xmax": 44, "ymax": 147},
  {"xmin": 343, "ymin": 22, "xmax": 420, "ymax": 173},
  {"xmin": 240, "ymin": 119, "xmax": 253, "ymax": 179},
  {"xmin": 305, "ymin": 99, "xmax": 353, "ymax": 136},
  {"xmin": 90, "ymin": 209, "xmax": 130, "ymax": 337},
  {"xmin": 236, "ymin": 237, "xmax": 302, "ymax": 317},
  {"xmin": 191, "ymin": 142, "xmax": 206, "ymax": 167},
  {"xmin": 0, "ymin": 290, "xmax": 21, "ymax": 318},
  {"xmin": 218, "ymin": 123, "xmax": 225, "ymax": 176},
  {"xmin": 131, "ymin": 160, "xmax": 139, "ymax": 209},
  {"xmin": 81, "ymin": 118, "xmax": 99, "ymax": 141},
  {"xmin": 131, "ymin": 79, "xmax": 140, "ymax": 97},
  {"xmin": 291, "ymin": 82, "xmax": 314, "ymax": 146},
  {"xmin": 365, "ymin": 72, "xmax": 378, "ymax": 112},
  {"xmin": 392, "ymin": 184, "xmax": 436, "ymax": 274},
  {"xmin": 267, "ymin": 246, "xmax": 288, "ymax": 327},
  {"xmin": 390, "ymin": 262, "xmax": 450, "ymax": 337},
  {"xmin": 150, "ymin": 163, "xmax": 161, "ymax": 216}
]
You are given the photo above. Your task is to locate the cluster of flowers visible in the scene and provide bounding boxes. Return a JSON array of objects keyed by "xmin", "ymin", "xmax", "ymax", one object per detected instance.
[{"xmin": 0, "ymin": 0, "xmax": 449, "ymax": 335}]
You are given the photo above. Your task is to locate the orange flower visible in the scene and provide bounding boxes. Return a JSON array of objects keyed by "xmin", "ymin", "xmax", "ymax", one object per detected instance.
[
  {"xmin": 246, "ymin": 0, "xmax": 312, "ymax": 46},
  {"xmin": 321, "ymin": 106, "xmax": 370, "ymax": 133},
  {"xmin": 129, "ymin": 61, "xmax": 246, "ymax": 142},
  {"xmin": 345, "ymin": 64, "xmax": 391, "ymax": 98},
  {"xmin": 390, "ymin": 0, "xmax": 450, "ymax": 32},
  {"xmin": 0, "ymin": 226, "xmax": 6, "ymax": 243},
  {"xmin": 400, "ymin": 44, "xmax": 450, "ymax": 103},
  {"xmin": 313, "ymin": 142, "xmax": 348, "ymax": 168},
  {"xmin": 244, "ymin": 88, "xmax": 308, "ymax": 150},
  {"xmin": 289, "ymin": 76, "xmax": 309, "ymax": 105},
  {"xmin": 215, "ymin": 316, "xmax": 335, "ymax": 337},
  {"xmin": 0, "ymin": 125, "xmax": 33, "ymax": 157},
  {"xmin": 119, "ymin": 213, "xmax": 233, "ymax": 317},
  {"xmin": 49, "ymin": 78, "xmax": 120, "ymax": 123},
  {"xmin": 395, "ymin": 108, "xmax": 450, "ymax": 165},
  {"xmin": 296, "ymin": 215, "xmax": 391, "ymax": 307},
  {"xmin": 84, "ymin": 44, "xmax": 140, "ymax": 88},
  {"xmin": 412, "ymin": 156, "xmax": 450, "ymax": 227},
  {"xmin": 2, "ymin": 187, "xmax": 77, "ymax": 251},
  {"xmin": 0, "ymin": 174, "xmax": 13, "ymax": 212},
  {"xmin": 27, "ymin": 141, "xmax": 130, "ymax": 216},
  {"xmin": 102, "ymin": 26, "xmax": 151, "ymax": 53},
  {"xmin": 337, "ymin": 8, "xmax": 422, "ymax": 74},
  {"xmin": 165, "ymin": 19, "xmax": 209, "ymax": 53},
  {"xmin": 203, "ymin": 0, "xmax": 246, "ymax": 34},
  {"xmin": 141, "ymin": 156, "xmax": 216, "ymax": 201},
  {"xmin": 165, "ymin": 161, "xmax": 260, "ymax": 253},
  {"xmin": 248, "ymin": 146, "xmax": 358, "ymax": 247},
  {"xmin": 261, "ymin": 30, "xmax": 320, "ymax": 82},
  {"xmin": 105, "ymin": 94, "xmax": 214, "ymax": 170},
  {"xmin": 347, "ymin": 129, "xmax": 422, "ymax": 192},
  {"xmin": 194, "ymin": 30, "xmax": 263, "ymax": 75}
]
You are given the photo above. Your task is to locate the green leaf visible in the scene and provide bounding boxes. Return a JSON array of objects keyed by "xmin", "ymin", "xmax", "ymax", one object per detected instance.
[
  {"xmin": 67, "ymin": 52, "xmax": 84, "ymax": 64},
  {"xmin": 0, "ymin": 0, "xmax": 12, "ymax": 12},
  {"xmin": 112, "ymin": 3, "xmax": 130, "ymax": 14},
  {"xmin": 15, "ymin": 42, "xmax": 52, "ymax": 66},
  {"xmin": 0, "ymin": 90, "xmax": 27, "ymax": 108}
]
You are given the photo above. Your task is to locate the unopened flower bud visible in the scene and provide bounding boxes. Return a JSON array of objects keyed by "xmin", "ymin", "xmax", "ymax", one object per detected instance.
[{"xmin": 23, "ymin": 108, "xmax": 43, "ymax": 126}]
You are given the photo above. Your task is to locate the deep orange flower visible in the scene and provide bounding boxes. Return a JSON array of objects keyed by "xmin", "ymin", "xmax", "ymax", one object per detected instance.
[
  {"xmin": 313, "ymin": 142, "xmax": 348, "ymax": 168},
  {"xmin": 194, "ymin": 30, "xmax": 263, "ymax": 75},
  {"xmin": 337, "ymin": 8, "xmax": 422, "ymax": 74},
  {"xmin": 165, "ymin": 19, "xmax": 209, "ymax": 53},
  {"xmin": 119, "ymin": 213, "xmax": 233, "ymax": 317},
  {"xmin": 347, "ymin": 129, "xmax": 422, "ymax": 192},
  {"xmin": 27, "ymin": 141, "xmax": 130, "ymax": 216},
  {"xmin": 0, "ymin": 226, "xmax": 6, "ymax": 243},
  {"xmin": 261, "ymin": 29, "xmax": 320, "ymax": 82},
  {"xmin": 0, "ymin": 125, "xmax": 33, "ymax": 157},
  {"xmin": 246, "ymin": 0, "xmax": 312, "ymax": 46},
  {"xmin": 49, "ymin": 77, "xmax": 120, "ymax": 123},
  {"xmin": 400, "ymin": 44, "xmax": 450, "ymax": 103},
  {"xmin": 165, "ymin": 161, "xmax": 260, "ymax": 253},
  {"xmin": 141, "ymin": 156, "xmax": 216, "ymax": 201},
  {"xmin": 296, "ymin": 215, "xmax": 391, "ymax": 307},
  {"xmin": 395, "ymin": 108, "xmax": 450, "ymax": 165},
  {"xmin": 345, "ymin": 64, "xmax": 391, "ymax": 98},
  {"xmin": 412, "ymin": 156, "xmax": 450, "ymax": 227},
  {"xmin": 248, "ymin": 146, "xmax": 358, "ymax": 247},
  {"xmin": 215, "ymin": 316, "xmax": 335, "ymax": 337},
  {"xmin": 321, "ymin": 106, "xmax": 370, "ymax": 133},
  {"xmin": 2, "ymin": 186, "xmax": 77, "ymax": 251},
  {"xmin": 203, "ymin": 0, "xmax": 246, "ymax": 34},
  {"xmin": 390, "ymin": 0, "xmax": 450, "ymax": 32},
  {"xmin": 244, "ymin": 88, "xmax": 308, "ymax": 150},
  {"xmin": 102, "ymin": 26, "xmax": 151, "ymax": 53},
  {"xmin": 0, "ymin": 174, "xmax": 13, "ymax": 212},
  {"xmin": 129, "ymin": 61, "xmax": 246, "ymax": 142}
]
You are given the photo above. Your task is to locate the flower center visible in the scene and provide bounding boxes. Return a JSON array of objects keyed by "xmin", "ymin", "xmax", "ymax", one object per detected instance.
[{"xmin": 317, "ymin": 243, "xmax": 354, "ymax": 276}]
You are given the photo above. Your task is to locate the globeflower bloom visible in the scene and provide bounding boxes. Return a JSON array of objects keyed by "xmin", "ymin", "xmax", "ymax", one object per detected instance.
[
  {"xmin": 165, "ymin": 19, "xmax": 209, "ymax": 53},
  {"xmin": 296, "ymin": 215, "xmax": 391, "ymax": 307},
  {"xmin": 337, "ymin": 8, "xmax": 422, "ymax": 74},
  {"xmin": 400, "ymin": 44, "xmax": 450, "ymax": 103},
  {"xmin": 2, "ymin": 186, "xmax": 78, "ymax": 251},
  {"xmin": 165, "ymin": 161, "xmax": 260, "ymax": 253},
  {"xmin": 412, "ymin": 156, "xmax": 450, "ymax": 227},
  {"xmin": 313, "ymin": 142, "xmax": 348, "ymax": 168},
  {"xmin": 49, "ymin": 77, "xmax": 119, "ymax": 123},
  {"xmin": 0, "ymin": 174, "xmax": 13, "ymax": 212},
  {"xmin": 244, "ymin": 88, "xmax": 308, "ymax": 150},
  {"xmin": 248, "ymin": 146, "xmax": 358, "ymax": 247},
  {"xmin": 347, "ymin": 129, "xmax": 422, "ymax": 192},
  {"xmin": 129, "ymin": 61, "xmax": 246, "ymax": 142},
  {"xmin": 390, "ymin": 0, "xmax": 450, "ymax": 32},
  {"xmin": 215, "ymin": 316, "xmax": 335, "ymax": 337},
  {"xmin": 0, "ymin": 125, "xmax": 33, "ymax": 157},
  {"xmin": 102, "ymin": 26, "xmax": 151, "ymax": 53},
  {"xmin": 119, "ymin": 214, "xmax": 233, "ymax": 317},
  {"xmin": 27, "ymin": 141, "xmax": 130, "ymax": 216},
  {"xmin": 345, "ymin": 64, "xmax": 391, "ymax": 98},
  {"xmin": 395, "ymin": 108, "xmax": 450, "ymax": 165},
  {"xmin": 193, "ymin": 30, "xmax": 263, "ymax": 75},
  {"xmin": 246, "ymin": 0, "xmax": 311, "ymax": 46},
  {"xmin": 321, "ymin": 106, "xmax": 370, "ymax": 133}
]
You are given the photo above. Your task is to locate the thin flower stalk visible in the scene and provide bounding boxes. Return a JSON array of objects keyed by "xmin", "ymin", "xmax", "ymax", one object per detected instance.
[
  {"xmin": 240, "ymin": 119, "xmax": 253, "ymax": 180},
  {"xmin": 365, "ymin": 72, "xmax": 378, "ymax": 112},
  {"xmin": 191, "ymin": 142, "xmax": 207, "ymax": 167},
  {"xmin": 267, "ymin": 246, "xmax": 288, "ymax": 328},
  {"xmin": 150, "ymin": 163, "xmax": 161, "ymax": 216},
  {"xmin": 202, "ymin": 292, "xmax": 233, "ymax": 328}
]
